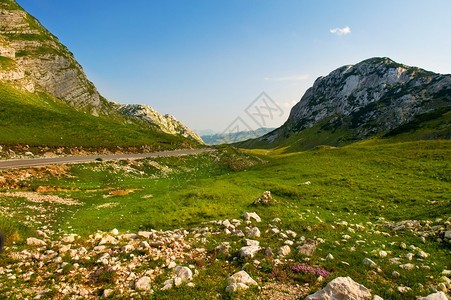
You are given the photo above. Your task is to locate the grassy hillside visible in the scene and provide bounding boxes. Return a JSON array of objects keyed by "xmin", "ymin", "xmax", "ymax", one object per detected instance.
[
  {"xmin": 0, "ymin": 140, "xmax": 449, "ymax": 298},
  {"xmin": 0, "ymin": 83, "xmax": 197, "ymax": 149}
]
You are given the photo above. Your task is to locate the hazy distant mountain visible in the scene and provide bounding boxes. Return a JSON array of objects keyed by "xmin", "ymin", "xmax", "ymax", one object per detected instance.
[
  {"xmin": 237, "ymin": 57, "xmax": 450, "ymax": 151},
  {"xmin": 202, "ymin": 128, "xmax": 275, "ymax": 145}
]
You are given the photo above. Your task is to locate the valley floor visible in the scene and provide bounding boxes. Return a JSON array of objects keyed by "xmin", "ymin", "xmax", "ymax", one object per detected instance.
[{"xmin": 0, "ymin": 141, "xmax": 450, "ymax": 299}]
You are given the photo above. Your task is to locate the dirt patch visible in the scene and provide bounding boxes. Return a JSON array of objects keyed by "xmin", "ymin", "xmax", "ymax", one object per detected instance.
[
  {"xmin": 261, "ymin": 281, "xmax": 310, "ymax": 299},
  {"xmin": 0, "ymin": 165, "xmax": 72, "ymax": 189},
  {"xmin": 94, "ymin": 202, "xmax": 119, "ymax": 209},
  {"xmin": 109, "ymin": 189, "xmax": 136, "ymax": 196},
  {"xmin": 0, "ymin": 191, "xmax": 83, "ymax": 206}
]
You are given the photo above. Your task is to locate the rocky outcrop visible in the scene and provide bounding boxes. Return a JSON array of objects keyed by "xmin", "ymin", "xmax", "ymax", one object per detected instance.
[
  {"xmin": 243, "ymin": 57, "xmax": 451, "ymax": 149},
  {"xmin": 0, "ymin": 0, "xmax": 103, "ymax": 114},
  {"xmin": 119, "ymin": 104, "xmax": 204, "ymax": 144}
]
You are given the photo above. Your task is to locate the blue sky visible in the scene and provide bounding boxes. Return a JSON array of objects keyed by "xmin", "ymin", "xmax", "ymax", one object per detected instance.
[{"xmin": 16, "ymin": 0, "xmax": 451, "ymax": 132}]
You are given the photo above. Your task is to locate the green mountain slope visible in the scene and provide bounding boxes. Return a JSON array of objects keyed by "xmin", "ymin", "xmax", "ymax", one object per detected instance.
[{"xmin": 0, "ymin": 82, "xmax": 195, "ymax": 149}]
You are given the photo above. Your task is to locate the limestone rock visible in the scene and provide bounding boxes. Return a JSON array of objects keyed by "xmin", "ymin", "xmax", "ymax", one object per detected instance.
[
  {"xmin": 239, "ymin": 245, "xmax": 261, "ymax": 258},
  {"xmin": 418, "ymin": 292, "xmax": 448, "ymax": 300},
  {"xmin": 246, "ymin": 227, "xmax": 261, "ymax": 238},
  {"xmin": 173, "ymin": 266, "xmax": 193, "ymax": 282},
  {"xmin": 242, "ymin": 212, "xmax": 262, "ymax": 222},
  {"xmin": 26, "ymin": 238, "xmax": 46, "ymax": 247},
  {"xmin": 305, "ymin": 276, "xmax": 371, "ymax": 300},
  {"xmin": 297, "ymin": 238, "xmax": 317, "ymax": 256},
  {"xmin": 227, "ymin": 270, "xmax": 257, "ymax": 286}
]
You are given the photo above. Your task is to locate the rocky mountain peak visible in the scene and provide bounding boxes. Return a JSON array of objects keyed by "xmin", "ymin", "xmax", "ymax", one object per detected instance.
[{"xmin": 242, "ymin": 57, "xmax": 450, "ymax": 150}]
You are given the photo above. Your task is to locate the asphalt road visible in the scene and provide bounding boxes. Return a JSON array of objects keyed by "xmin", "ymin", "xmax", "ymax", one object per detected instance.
[{"xmin": 0, "ymin": 148, "xmax": 214, "ymax": 170}]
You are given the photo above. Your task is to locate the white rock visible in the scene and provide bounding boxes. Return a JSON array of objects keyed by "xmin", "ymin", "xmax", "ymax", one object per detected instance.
[
  {"xmin": 135, "ymin": 276, "xmax": 152, "ymax": 291},
  {"xmin": 246, "ymin": 227, "xmax": 261, "ymax": 238},
  {"xmin": 168, "ymin": 261, "xmax": 177, "ymax": 269},
  {"xmin": 399, "ymin": 263, "xmax": 415, "ymax": 270},
  {"xmin": 405, "ymin": 253, "xmax": 414, "ymax": 260},
  {"xmin": 239, "ymin": 245, "xmax": 261, "ymax": 258},
  {"xmin": 242, "ymin": 212, "xmax": 261, "ymax": 222},
  {"xmin": 227, "ymin": 270, "xmax": 257, "ymax": 286},
  {"xmin": 418, "ymin": 292, "xmax": 448, "ymax": 300},
  {"xmin": 378, "ymin": 250, "xmax": 387, "ymax": 258},
  {"xmin": 173, "ymin": 266, "xmax": 193, "ymax": 282},
  {"xmin": 363, "ymin": 258, "xmax": 377, "ymax": 267},
  {"xmin": 305, "ymin": 277, "xmax": 371, "ymax": 300},
  {"xmin": 121, "ymin": 245, "xmax": 134, "ymax": 253},
  {"xmin": 417, "ymin": 251, "xmax": 428, "ymax": 258},
  {"xmin": 277, "ymin": 245, "xmax": 291, "ymax": 257},
  {"xmin": 110, "ymin": 228, "xmax": 119, "ymax": 235},
  {"xmin": 103, "ymin": 289, "xmax": 114, "ymax": 297},
  {"xmin": 272, "ymin": 218, "xmax": 281, "ymax": 222},
  {"xmin": 373, "ymin": 295, "xmax": 384, "ymax": 300},
  {"xmin": 286, "ymin": 230, "xmax": 297, "ymax": 238},
  {"xmin": 26, "ymin": 237, "xmax": 46, "ymax": 247},
  {"xmin": 137, "ymin": 231, "xmax": 154, "ymax": 239},
  {"xmin": 326, "ymin": 253, "xmax": 334, "ymax": 260},
  {"xmin": 99, "ymin": 235, "xmax": 118, "ymax": 245},
  {"xmin": 245, "ymin": 239, "xmax": 259, "ymax": 246},
  {"xmin": 225, "ymin": 282, "xmax": 249, "ymax": 293},
  {"xmin": 79, "ymin": 289, "xmax": 89, "ymax": 296}
]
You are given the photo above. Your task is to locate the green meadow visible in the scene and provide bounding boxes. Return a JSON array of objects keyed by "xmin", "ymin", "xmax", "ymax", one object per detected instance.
[{"xmin": 0, "ymin": 140, "xmax": 450, "ymax": 299}]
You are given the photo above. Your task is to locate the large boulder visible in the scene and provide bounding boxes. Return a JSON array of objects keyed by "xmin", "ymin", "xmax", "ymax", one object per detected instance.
[{"xmin": 305, "ymin": 277, "xmax": 371, "ymax": 300}]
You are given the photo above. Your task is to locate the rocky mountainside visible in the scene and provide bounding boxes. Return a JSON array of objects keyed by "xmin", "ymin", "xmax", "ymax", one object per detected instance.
[
  {"xmin": 238, "ymin": 57, "xmax": 450, "ymax": 151},
  {"xmin": 0, "ymin": 0, "xmax": 202, "ymax": 144},
  {"xmin": 119, "ymin": 104, "xmax": 204, "ymax": 144}
]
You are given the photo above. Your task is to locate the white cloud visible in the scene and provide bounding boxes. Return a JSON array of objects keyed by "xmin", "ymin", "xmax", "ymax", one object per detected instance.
[
  {"xmin": 264, "ymin": 74, "xmax": 309, "ymax": 81},
  {"xmin": 330, "ymin": 26, "xmax": 351, "ymax": 36}
]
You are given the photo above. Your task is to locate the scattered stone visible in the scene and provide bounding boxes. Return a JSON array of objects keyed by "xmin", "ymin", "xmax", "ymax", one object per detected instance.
[
  {"xmin": 246, "ymin": 227, "xmax": 261, "ymax": 238},
  {"xmin": 418, "ymin": 292, "xmax": 448, "ymax": 300},
  {"xmin": 277, "ymin": 245, "xmax": 291, "ymax": 257},
  {"xmin": 405, "ymin": 253, "xmax": 414, "ymax": 260},
  {"xmin": 392, "ymin": 271, "xmax": 400, "ymax": 278},
  {"xmin": 326, "ymin": 253, "xmax": 334, "ymax": 260},
  {"xmin": 239, "ymin": 245, "xmax": 261, "ymax": 259},
  {"xmin": 305, "ymin": 276, "xmax": 371, "ymax": 300},
  {"xmin": 397, "ymin": 286, "xmax": 411, "ymax": 293},
  {"xmin": 378, "ymin": 250, "xmax": 387, "ymax": 258},
  {"xmin": 99, "ymin": 235, "xmax": 118, "ymax": 245},
  {"xmin": 242, "ymin": 212, "xmax": 261, "ymax": 222},
  {"xmin": 363, "ymin": 258, "xmax": 377, "ymax": 267},
  {"xmin": 228, "ymin": 270, "xmax": 258, "ymax": 286},
  {"xmin": 110, "ymin": 228, "xmax": 119, "ymax": 235},
  {"xmin": 252, "ymin": 191, "xmax": 275, "ymax": 205},
  {"xmin": 245, "ymin": 239, "xmax": 259, "ymax": 246},
  {"xmin": 417, "ymin": 251, "xmax": 428, "ymax": 259},
  {"xmin": 400, "ymin": 263, "xmax": 415, "ymax": 270},
  {"xmin": 26, "ymin": 237, "xmax": 46, "ymax": 247},
  {"xmin": 174, "ymin": 266, "xmax": 193, "ymax": 282},
  {"xmin": 103, "ymin": 289, "xmax": 114, "ymax": 297},
  {"xmin": 297, "ymin": 238, "xmax": 317, "ymax": 256}
]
